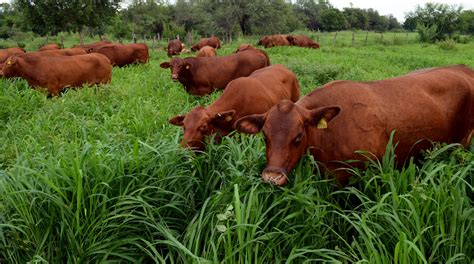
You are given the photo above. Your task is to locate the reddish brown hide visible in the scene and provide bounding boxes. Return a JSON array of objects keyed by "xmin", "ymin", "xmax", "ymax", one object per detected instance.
[
  {"xmin": 18, "ymin": 48, "xmax": 87, "ymax": 58},
  {"xmin": 167, "ymin": 39, "xmax": 184, "ymax": 57},
  {"xmin": 197, "ymin": 46, "xmax": 217, "ymax": 57},
  {"xmin": 191, "ymin": 37, "xmax": 221, "ymax": 51},
  {"xmin": 159, "ymin": 49, "xmax": 270, "ymax": 96},
  {"xmin": 257, "ymin": 35, "xmax": 291, "ymax": 48},
  {"xmin": 2, "ymin": 53, "xmax": 112, "ymax": 96},
  {"xmin": 72, "ymin": 40, "xmax": 113, "ymax": 52},
  {"xmin": 0, "ymin": 47, "xmax": 26, "ymax": 63},
  {"xmin": 236, "ymin": 65, "xmax": 474, "ymax": 186},
  {"xmin": 89, "ymin": 43, "xmax": 149, "ymax": 67},
  {"xmin": 234, "ymin": 44, "xmax": 257, "ymax": 53},
  {"xmin": 287, "ymin": 35, "xmax": 320, "ymax": 49},
  {"xmin": 169, "ymin": 64, "xmax": 300, "ymax": 151},
  {"xmin": 38, "ymin": 43, "xmax": 61, "ymax": 51}
]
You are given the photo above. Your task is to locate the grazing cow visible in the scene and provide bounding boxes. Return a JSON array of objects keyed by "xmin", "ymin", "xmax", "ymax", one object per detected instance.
[
  {"xmin": 0, "ymin": 47, "xmax": 26, "ymax": 63},
  {"xmin": 160, "ymin": 49, "xmax": 270, "ymax": 96},
  {"xmin": 197, "ymin": 46, "xmax": 217, "ymax": 57},
  {"xmin": 234, "ymin": 44, "xmax": 257, "ymax": 53},
  {"xmin": 287, "ymin": 35, "xmax": 320, "ymax": 49},
  {"xmin": 89, "ymin": 43, "xmax": 149, "ymax": 67},
  {"xmin": 167, "ymin": 39, "xmax": 185, "ymax": 57},
  {"xmin": 191, "ymin": 37, "xmax": 221, "ymax": 51},
  {"xmin": 18, "ymin": 48, "xmax": 87, "ymax": 57},
  {"xmin": 38, "ymin": 43, "xmax": 61, "ymax": 51},
  {"xmin": 73, "ymin": 40, "xmax": 113, "ymax": 52},
  {"xmin": 257, "ymin": 35, "xmax": 291, "ymax": 48},
  {"xmin": 236, "ymin": 65, "xmax": 474, "ymax": 186},
  {"xmin": 169, "ymin": 64, "xmax": 300, "ymax": 151},
  {"xmin": 2, "ymin": 53, "xmax": 112, "ymax": 96}
]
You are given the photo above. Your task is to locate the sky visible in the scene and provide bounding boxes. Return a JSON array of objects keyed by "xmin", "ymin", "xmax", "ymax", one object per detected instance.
[{"xmin": 1, "ymin": 0, "xmax": 473, "ymax": 22}]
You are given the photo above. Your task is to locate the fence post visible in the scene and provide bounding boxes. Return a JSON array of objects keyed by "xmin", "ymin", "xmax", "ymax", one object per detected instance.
[
  {"xmin": 133, "ymin": 33, "xmax": 137, "ymax": 43},
  {"xmin": 365, "ymin": 31, "xmax": 369, "ymax": 44},
  {"xmin": 187, "ymin": 31, "xmax": 193, "ymax": 46},
  {"xmin": 45, "ymin": 35, "xmax": 49, "ymax": 45},
  {"xmin": 332, "ymin": 32, "xmax": 338, "ymax": 44},
  {"xmin": 176, "ymin": 34, "xmax": 180, "ymax": 40},
  {"xmin": 61, "ymin": 36, "xmax": 64, "ymax": 49},
  {"xmin": 405, "ymin": 32, "xmax": 408, "ymax": 43},
  {"xmin": 380, "ymin": 32, "xmax": 384, "ymax": 41},
  {"xmin": 153, "ymin": 35, "xmax": 156, "ymax": 50},
  {"xmin": 352, "ymin": 32, "xmax": 355, "ymax": 45}
]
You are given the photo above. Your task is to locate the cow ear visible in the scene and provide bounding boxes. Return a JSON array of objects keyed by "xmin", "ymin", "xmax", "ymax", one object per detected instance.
[
  {"xmin": 308, "ymin": 106, "xmax": 341, "ymax": 129},
  {"xmin": 212, "ymin": 110, "xmax": 235, "ymax": 124},
  {"xmin": 160, "ymin": 62, "xmax": 171, "ymax": 69},
  {"xmin": 169, "ymin": 115, "xmax": 185, "ymax": 126},
  {"xmin": 235, "ymin": 114, "xmax": 265, "ymax": 134}
]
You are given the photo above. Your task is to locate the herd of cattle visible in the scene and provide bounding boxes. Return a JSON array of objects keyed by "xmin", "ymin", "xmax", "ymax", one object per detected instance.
[
  {"xmin": 1, "ymin": 34, "xmax": 473, "ymax": 186},
  {"xmin": 0, "ymin": 41, "xmax": 148, "ymax": 95}
]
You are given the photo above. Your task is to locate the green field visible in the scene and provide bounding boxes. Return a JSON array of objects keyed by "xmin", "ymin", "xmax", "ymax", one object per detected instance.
[{"xmin": 1, "ymin": 32, "xmax": 473, "ymax": 263}]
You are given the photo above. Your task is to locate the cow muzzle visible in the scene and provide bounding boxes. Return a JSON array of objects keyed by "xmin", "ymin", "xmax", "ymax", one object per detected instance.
[
  {"xmin": 262, "ymin": 167, "xmax": 288, "ymax": 186},
  {"xmin": 171, "ymin": 74, "xmax": 179, "ymax": 81},
  {"xmin": 181, "ymin": 139, "xmax": 205, "ymax": 152}
]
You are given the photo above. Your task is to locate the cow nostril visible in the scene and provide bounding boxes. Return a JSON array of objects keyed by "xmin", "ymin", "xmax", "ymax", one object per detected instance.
[{"xmin": 262, "ymin": 170, "xmax": 287, "ymax": 186}]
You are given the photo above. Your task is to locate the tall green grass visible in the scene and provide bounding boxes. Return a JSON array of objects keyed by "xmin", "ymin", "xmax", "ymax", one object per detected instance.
[{"xmin": 0, "ymin": 34, "xmax": 473, "ymax": 263}]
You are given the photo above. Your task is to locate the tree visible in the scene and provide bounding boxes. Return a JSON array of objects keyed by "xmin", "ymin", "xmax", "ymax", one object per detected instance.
[
  {"xmin": 459, "ymin": 10, "xmax": 474, "ymax": 34},
  {"xmin": 404, "ymin": 3, "xmax": 462, "ymax": 42},
  {"xmin": 387, "ymin": 15, "xmax": 401, "ymax": 30},
  {"xmin": 295, "ymin": 0, "xmax": 331, "ymax": 30},
  {"xmin": 343, "ymin": 7, "xmax": 368, "ymax": 30},
  {"xmin": 320, "ymin": 8, "xmax": 347, "ymax": 31},
  {"xmin": 14, "ymin": 0, "xmax": 122, "ymax": 35}
]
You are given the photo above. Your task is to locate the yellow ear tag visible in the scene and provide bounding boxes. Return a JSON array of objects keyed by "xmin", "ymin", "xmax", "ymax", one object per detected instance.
[
  {"xmin": 317, "ymin": 118, "xmax": 328, "ymax": 129},
  {"xmin": 225, "ymin": 116, "xmax": 232, "ymax": 122},
  {"xmin": 6, "ymin": 60, "xmax": 12, "ymax": 65},
  {"xmin": 185, "ymin": 65, "xmax": 190, "ymax": 69}
]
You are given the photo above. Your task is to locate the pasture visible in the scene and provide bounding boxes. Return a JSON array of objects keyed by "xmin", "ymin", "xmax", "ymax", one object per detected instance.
[{"xmin": 0, "ymin": 32, "xmax": 473, "ymax": 263}]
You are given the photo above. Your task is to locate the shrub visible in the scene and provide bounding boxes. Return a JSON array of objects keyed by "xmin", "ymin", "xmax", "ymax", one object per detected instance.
[{"xmin": 438, "ymin": 39, "xmax": 457, "ymax": 50}]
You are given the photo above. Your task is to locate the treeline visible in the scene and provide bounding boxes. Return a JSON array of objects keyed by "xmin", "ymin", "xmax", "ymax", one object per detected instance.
[{"xmin": 0, "ymin": 0, "xmax": 473, "ymax": 41}]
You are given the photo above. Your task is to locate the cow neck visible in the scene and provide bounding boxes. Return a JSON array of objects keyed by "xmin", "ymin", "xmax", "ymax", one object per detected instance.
[{"xmin": 179, "ymin": 57, "xmax": 197, "ymax": 89}]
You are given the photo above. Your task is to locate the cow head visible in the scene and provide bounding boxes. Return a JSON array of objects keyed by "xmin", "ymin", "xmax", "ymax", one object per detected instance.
[
  {"xmin": 191, "ymin": 44, "xmax": 200, "ymax": 52},
  {"xmin": 169, "ymin": 106, "xmax": 235, "ymax": 151},
  {"xmin": 2, "ymin": 56, "xmax": 20, "ymax": 77},
  {"xmin": 235, "ymin": 44, "xmax": 255, "ymax": 53},
  {"xmin": 286, "ymin": 35, "xmax": 296, "ymax": 45},
  {"xmin": 235, "ymin": 100, "xmax": 340, "ymax": 186},
  {"xmin": 160, "ymin": 58, "xmax": 192, "ymax": 81}
]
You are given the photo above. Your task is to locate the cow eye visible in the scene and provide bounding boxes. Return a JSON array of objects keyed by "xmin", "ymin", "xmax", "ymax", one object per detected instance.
[
  {"xmin": 200, "ymin": 124, "xmax": 208, "ymax": 131},
  {"xmin": 293, "ymin": 133, "xmax": 303, "ymax": 145}
]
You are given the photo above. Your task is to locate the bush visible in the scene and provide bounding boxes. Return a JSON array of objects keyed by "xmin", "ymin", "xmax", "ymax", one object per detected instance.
[
  {"xmin": 417, "ymin": 23, "xmax": 438, "ymax": 43},
  {"xmin": 438, "ymin": 39, "xmax": 457, "ymax": 50}
]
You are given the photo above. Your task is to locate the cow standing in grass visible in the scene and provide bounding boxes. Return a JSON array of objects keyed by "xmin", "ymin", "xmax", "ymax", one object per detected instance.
[
  {"xmin": 236, "ymin": 65, "xmax": 474, "ymax": 186},
  {"xmin": 169, "ymin": 64, "xmax": 300, "ymax": 151},
  {"xmin": 2, "ymin": 53, "xmax": 112, "ymax": 96},
  {"xmin": 160, "ymin": 49, "xmax": 270, "ymax": 96},
  {"xmin": 167, "ymin": 39, "xmax": 185, "ymax": 57}
]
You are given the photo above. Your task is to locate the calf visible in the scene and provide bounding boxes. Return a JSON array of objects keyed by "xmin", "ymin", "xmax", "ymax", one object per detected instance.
[
  {"xmin": 167, "ymin": 39, "xmax": 184, "ymax": 57},
  {"xmin": 191, "ymin": 37, "xmax": 221, "ymax": 51},
  {"xmin": 236, "ymin": 65, "xmax": 474, "ymax": 186},
  {"xmin": 89, "ymin": 43, "xmax": 149, "ymax": 67},
  {"xmin": 169, "ymin": 64, "xmax": 300, "ymax": 151},
  {"xmin": 197, "ymin": 46, "xmax": 216, "ymax": 57},
  {"xmin": 160, "ymin": 49, "xmax": 269, "ymax": 96},
  {"xmin": 2, "ymin": 53, "xmax": 112, "ymax": 96}
]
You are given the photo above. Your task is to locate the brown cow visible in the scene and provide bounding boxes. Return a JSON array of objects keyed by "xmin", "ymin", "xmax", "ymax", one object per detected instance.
[
  {"xmin": 169, "ymin": 64, "xmax": 300, "ymax": 151},
  {"xmin": 0, "ymin": 47, "xmax": 26, "ymax": 63},
  {"xmin": 18, "ymin": 48, "xmax": 87, "ymax": 58},
  {"xmin": 236, "ymin": 65, "xmax": 474, "ymax": 186},
  {"xmin": 160, "ymin": 49, "xmax": 270, "ymax": 96},
  {"xmin": 167, "ymin": 39, "xmax": 184, "ymax": 57},
  {"xmin": 287, "ymin": 35, "xmax": 320, "ymax": 49},
  {"xmin": 234, "ymin": 44, "xmax": 257, "ymax": 53},
  {"xmin": 2, "ymin": 53, "xmax": 112, "ymax": 96},
  {"xmin": 257, "ymin": 35, "xmax": 291, "ymax": 48},
  {"xmin": 72, "ymin": 40, "xmax": 113, "ymax": 52},
  {"xmin": 89, "ymin": 43, "xmax": 149, "ymax": 67},
  {"xmin": 38, "ymin": 43, "xmax": 61, "ymax": 51},
  {"xmin": 191, "ymin": 37, "xmax": 221, "ymax": 51},
  {"xmin": 197, "ymin": 46, "xmax": 216, "ymax": 57}
]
